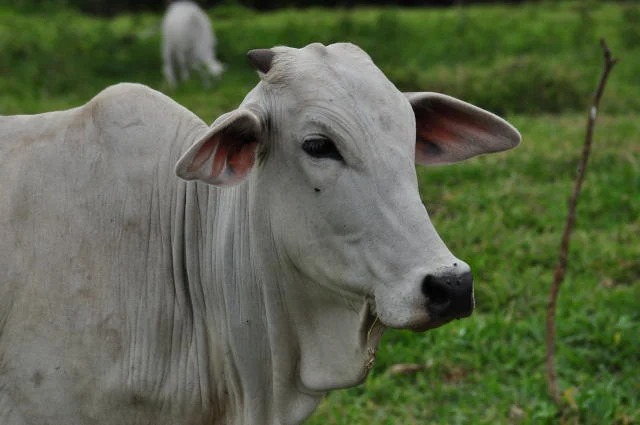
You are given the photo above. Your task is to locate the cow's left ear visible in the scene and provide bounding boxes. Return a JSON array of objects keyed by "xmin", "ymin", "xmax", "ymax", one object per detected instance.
[
  {"xmin": 405, "ymin": 92, "xmax": 521, "ymax": 166},
  {"xmin": 176, "ymin": 109, "xmax": 262, "ymax": 186}
]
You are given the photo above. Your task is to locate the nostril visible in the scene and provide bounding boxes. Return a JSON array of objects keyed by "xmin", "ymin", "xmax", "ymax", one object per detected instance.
[{"xmin": 422, "ymin": 275, "xmax": 451, "ymax": 306}]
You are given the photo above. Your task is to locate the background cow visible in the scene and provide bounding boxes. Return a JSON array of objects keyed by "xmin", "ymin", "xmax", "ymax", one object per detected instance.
[
  {"xmin": 162, "ymin": 0, "xmax": 225, "ymax": 87},
  {"xmin": 0, "ymin": 42, "xmax": 520, "ymax": 425}
]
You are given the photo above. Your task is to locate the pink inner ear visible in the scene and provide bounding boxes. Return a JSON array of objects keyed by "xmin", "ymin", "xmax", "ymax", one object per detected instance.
[
  {"xmin": 414, "ymin": 105, "xmax": 493, "ymax": 164},
  {"xmin": 212, "ymin": 138, "xmax": 230, "ymax": 178},
  {"xmin": 418, "ymin": 119, "xmax": 459, "ymax": 144},
  {"xmin": 228, "ymin": 141, "xmax": 258, "ymax": 176},
  {"xmin": 415, "ymin": 112, "xmax": 461, "ymax": 164},
  {"xmin": 188, "ymin": 137, "xmax": 217, "ymax": 173}
]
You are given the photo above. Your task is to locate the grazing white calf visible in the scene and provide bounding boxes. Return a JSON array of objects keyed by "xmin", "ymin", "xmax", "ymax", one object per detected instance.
[
  {"xmin": 162, "ymin": 0, "xmax": 225, "ymax": 87},
  {"xmin": 0, "ymin": 42, "xmax": 520, "ymax": 425}
]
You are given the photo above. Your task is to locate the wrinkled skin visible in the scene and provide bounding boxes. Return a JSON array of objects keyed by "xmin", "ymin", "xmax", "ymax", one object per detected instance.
[{"xmin": 0, "ymin": 43, "xmax": 520, "ymax": 425}]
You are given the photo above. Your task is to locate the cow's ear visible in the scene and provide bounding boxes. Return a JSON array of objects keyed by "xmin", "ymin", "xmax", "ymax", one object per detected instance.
[
  {"xmin": 176, "ymin": 109, "xmax": 262, "ymax": 186},
  {"xmin": 405, "ymin": 92, "xmax": 521, "ymax": 166}
]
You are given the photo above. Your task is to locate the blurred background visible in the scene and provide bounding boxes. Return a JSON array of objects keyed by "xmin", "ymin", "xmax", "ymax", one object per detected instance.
[
  {"xmin": 1, "ymin": 1, "xmax": 638, "ymax": 424},
  {"xmin": 13, "ymin": 0, "xmax": 529, "ymax": 15}
]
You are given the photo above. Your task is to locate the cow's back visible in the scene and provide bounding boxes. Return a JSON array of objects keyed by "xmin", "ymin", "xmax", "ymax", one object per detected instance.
[
  {"xmin": 163, "ymin": 1, "xmax": 214, "ymax": 54},
  {"xmin": 0, "ymin": 83, "xmax": 210, "ymax": 424}
]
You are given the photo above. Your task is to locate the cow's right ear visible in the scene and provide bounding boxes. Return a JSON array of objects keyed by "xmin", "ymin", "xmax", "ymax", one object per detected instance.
[{"xmin": 176, "ymin": 109, "xmax": 262, "ymax": 186}]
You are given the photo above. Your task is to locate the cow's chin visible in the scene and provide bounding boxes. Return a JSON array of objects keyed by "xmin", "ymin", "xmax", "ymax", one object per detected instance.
[
  {"xmin": 405, "ymin": 317, "xmax": 456, "ymax": 332},
  {"xmin": 373, "ymin": 303, "xmax": 458, "ymax": 333}
]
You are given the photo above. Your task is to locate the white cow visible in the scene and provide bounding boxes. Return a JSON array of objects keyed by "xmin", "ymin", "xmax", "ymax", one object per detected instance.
[
  {"xmin": 162, "ymin": 0, "xmax": 225, "ymax": 87},
  {"xmin": 0, "ymin": 43, "xmax": 520, "ymax": 425}
]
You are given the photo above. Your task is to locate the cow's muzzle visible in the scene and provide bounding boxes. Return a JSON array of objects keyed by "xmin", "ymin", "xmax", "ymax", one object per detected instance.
[{"xmin": 422, "ymin": 270, "xmax": 474, "ymax": 324}]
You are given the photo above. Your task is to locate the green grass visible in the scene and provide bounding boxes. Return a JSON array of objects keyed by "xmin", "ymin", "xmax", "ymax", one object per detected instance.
[
  {"xmin": 1, "ymin": 1, "xmax": 638, "ymax": 424},
  {"xmin": 2, "ymin": 1, "xmax": 640, "ymax": 117}
]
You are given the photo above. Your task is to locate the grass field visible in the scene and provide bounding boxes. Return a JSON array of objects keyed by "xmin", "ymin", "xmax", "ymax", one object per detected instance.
[{"xmin": 1, "ymin": 1, "xmax": 638, "ymax": 424}]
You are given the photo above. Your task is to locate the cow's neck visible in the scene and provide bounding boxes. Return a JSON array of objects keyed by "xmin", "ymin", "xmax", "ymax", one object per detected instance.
[
  {"xmin": 242, "ymin": 179, "xmax": 385, "ymax": 423},
  {"xmin": 271, "ymin": 267, "xmax": 386, "ymax": 393},
  {"xmin": 181, "ymin": 180, "xmax": 385, "ymax": 424}
]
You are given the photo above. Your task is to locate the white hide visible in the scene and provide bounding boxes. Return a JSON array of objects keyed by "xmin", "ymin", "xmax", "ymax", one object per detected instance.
[
  {"xmin": 0, "ymin": 43, "xmax": 521, "ymax": 425},
  {"xmin": 162, "ymin": 1, "xmax": 225, "ymax": 87}
]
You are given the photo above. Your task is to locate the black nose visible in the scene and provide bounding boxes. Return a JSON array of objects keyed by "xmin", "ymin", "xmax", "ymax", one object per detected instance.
[{"xmin": 422, "ymin": 271, "xmax": 474, "ymax": 323}]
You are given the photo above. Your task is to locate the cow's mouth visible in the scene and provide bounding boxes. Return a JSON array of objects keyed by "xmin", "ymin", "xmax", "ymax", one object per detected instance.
[
  {"xmin": 371, "ymin": 294, "xmax": 470, "ymax": 332},
  {"xmin": 407, "ymin": 307, "xmax": 473, "ymax": 332},
  {"xmin": 361, "ymin": 299, "xmax": 385, "ymax": 348},
  {"xmin": 407, "ymin": 317, "xmax": 452, "ymax": 332}
]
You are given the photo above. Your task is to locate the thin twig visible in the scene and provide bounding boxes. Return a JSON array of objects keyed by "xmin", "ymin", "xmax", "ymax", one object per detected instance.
[{"xmin": 545, "ymin": 39, "xmax": 618, "ymax": 406}]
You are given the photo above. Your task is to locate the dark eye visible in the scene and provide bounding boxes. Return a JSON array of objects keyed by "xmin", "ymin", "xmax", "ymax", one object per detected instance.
[{"xmin": 302, "ymin": 137, "xmax": 343, "ymax": 161}]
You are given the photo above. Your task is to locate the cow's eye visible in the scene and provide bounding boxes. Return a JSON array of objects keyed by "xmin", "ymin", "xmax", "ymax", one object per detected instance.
[{"xmin": 302, "ymin": 137, "xmax": 343, "ymax": 161}]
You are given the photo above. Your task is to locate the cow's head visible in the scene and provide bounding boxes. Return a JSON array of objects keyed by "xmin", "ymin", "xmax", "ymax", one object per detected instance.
[{"xmin": 176, "ymin": 41, "xmax": 519, "ymax": 364}]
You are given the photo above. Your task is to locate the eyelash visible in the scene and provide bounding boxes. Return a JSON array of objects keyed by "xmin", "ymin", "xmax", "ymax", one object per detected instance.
[{"xmin": 302, "ymin": 137, "xmax": 344, "ymax": 161}]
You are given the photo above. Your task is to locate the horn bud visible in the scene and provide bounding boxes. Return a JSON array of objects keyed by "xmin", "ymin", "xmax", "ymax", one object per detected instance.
[{"xmin": 247, "ymin": 49, "xmax": 275, "ymax": 74}]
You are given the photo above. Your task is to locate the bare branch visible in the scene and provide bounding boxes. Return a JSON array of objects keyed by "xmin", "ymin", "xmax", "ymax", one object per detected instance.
[{"xmin": 545, "ymin": 39, "xmax": 618, "ymax": 406}]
